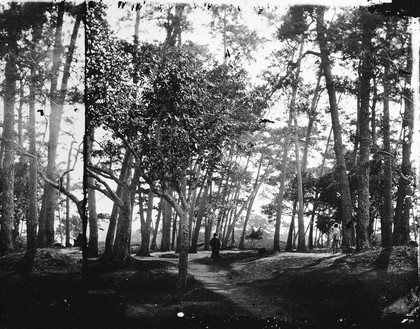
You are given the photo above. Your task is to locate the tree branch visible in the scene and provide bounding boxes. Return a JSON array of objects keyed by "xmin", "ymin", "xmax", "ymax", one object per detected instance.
[
  {"xmin": 86, "ymin": 167, "xmax": 125, "ymax": 208},
  {"xmin": 87, "ymin": 164, "xmax": 127, "ymax": 188}
]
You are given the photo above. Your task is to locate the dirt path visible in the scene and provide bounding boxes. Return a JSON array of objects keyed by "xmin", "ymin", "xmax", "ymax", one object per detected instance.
[{"xmin": 146, "ymin": 251, "xmax": 346, "ymax": 320}]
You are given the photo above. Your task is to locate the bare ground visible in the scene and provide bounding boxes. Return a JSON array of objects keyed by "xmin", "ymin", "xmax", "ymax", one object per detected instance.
[{"xmin": 0, "ymin": 247, "xmax": 419, "ymax": 329}]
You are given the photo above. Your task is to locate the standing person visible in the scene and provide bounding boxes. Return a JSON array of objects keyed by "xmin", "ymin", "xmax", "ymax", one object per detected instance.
[
  {"xmin": 331, "ymin": 223, "xmax": 340, "ymax": 254},
  {"xmin": 209, "ymin": 233, "xmax": 221, "ymax": 260}
]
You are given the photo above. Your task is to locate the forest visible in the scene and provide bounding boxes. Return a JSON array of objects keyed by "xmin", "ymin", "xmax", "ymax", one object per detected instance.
[{"xmin": 1, "ymin": 1, "xmax": 420, "ymax": 328}]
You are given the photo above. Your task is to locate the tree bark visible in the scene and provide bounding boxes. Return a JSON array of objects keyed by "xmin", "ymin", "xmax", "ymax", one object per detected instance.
[
  {"xmin": 176, "ymin": 171, "xmax": 189, "ymax": 301},
  {"xmin": 306, "ymin": 71, "xmax": 322, "ymax": 249},
  {"xmin": 1, "ymin": 6, "xmax": 18, "ymax": 255},
  {"xmin": 381, "ymin": 34, "xmax": 393, "ymax": 247},
  {"xmin": 291, "ymin": 41, "xmax": 306, "ymax": 252},
  {"xmin": 160, "ymin": 189, "xmax": 173, "ymax": 251},
  {"xmin": 190, "ymin": 173, "xmax": 212, "ymax": 253},
  {"xmin": 286, "ymin": 200, "xmax": 297, "ymax": 251},
  {"xmin": 273, "ymin": 128, "xmax": 292, "ymax": 252},
  {"xmin": 356, "ymin": 10, "xmax": 373, "ymax": 251},
  {"xmin": 393, "ymin": 45, "xmax": 414, "ymax": 246},
  {"xmin": 27, "ymin": 66, "xmax": 38, "ymax": 251},
  {"xmin": 40, "ymin": 4, "xmax": 82, "ymax": 247},
  {"xmin": 111, "ymin": 185, "xmax": 132, "ymax": 265},
  {"xmin": 87, "ymin": 128, "xmax": 98, "ymax": 257},
  {"xmin": 101, "ymin": 150, "xmax": 131, "ymax": 260},
  {"xmin": 65, "ymin": 141, "xmax": 75, "ymax": 247},
  {"xmin": 239, "ymin": 153, "xmax": 263, "ymax": 249},
  {"xmin": 316, "ymin": 6, "xmax": 353, "ymax": 253}
]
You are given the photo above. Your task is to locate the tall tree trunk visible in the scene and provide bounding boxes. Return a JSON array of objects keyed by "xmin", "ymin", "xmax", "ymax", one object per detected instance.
[
  {"xmin": 38, "ymin": 3, "xmax": 64, "ymax": 247},
  {"xmin": 171, "ymin": 212, "xmax": 178, "ymax": 250},
  {"xmin": 409, "ymin": 16, "xmax": 420, "ymax": 282},
  {"xmin": 111, "ymin": 186, "xmax": 132, "ymax": 266},
  {"xmin": 190, "ymin": 173, "xmax": 212, "ymax": 253},
  {"xmin": 65, "ymin": 141, "xmax": 75, "ymax": 247},
  {"xmin": 294, "ymin": 118, "xmax": 306, "ymax": 252},
  {"xmin": 273, "ymin": 126, "xmax": 292, "ymax": 251},
  {"xmin": 160, "ymin": 189, "xmax": 173, "ymax": 251},
  {"xmin": 286, "ymin": 200, "xmax": 297, "ymax": 251},
  {"xmin": 393, "ymin": 45, "xmax": 414, "ymax": 246},
  {"xmin": 1, "ymin": 8, "xmax": 18, "ymax": 254},
  {"xmin": 27, "ymin": 66, "xmax": 38, "ymax": 251},
  {"xmin": 356, "ymin": 10, "xmax": 373, "ymax": 251},
  {"xmin": 108, "ymin": 157, "xmax": 140, "ymax": 265},
  {"xmin": 371, "ymin": 78, "xmax": 378, "ymax": 147},
  {"xmin": 101, "ymin": 150, "xmax": 131, "ymax": 260},
  {"xmin": 176, "ymin": 171, "xmax": 189, "ymax": 301},
  {"xmin": 316, "ymin": 6, "xmax": 353, "ymax": 253},
  {"xmin": 239, "ymin": 153, "xmax": 263, "ymax": 249},
  {"xmin": 204, "ymin": 183, "xmax": 213, "ymax": 251},
  {"xmin": 381, "ymin": 37, "xmax": 393, "ymax": 248},
  {"xmin": 290, "ymin": 41, "xmax": 306, "ymax": 252},
  {"xmin": 17, "ymin": 82, "xmax": 24, "ymax": 147},
  {"xmin": 40, "ymin": 5, "xmax": 82, "ymax": 247},
  {"xmin": 306, "ymin": 70, "xmax": 322, "ymax": 249},
  {"xmin": 87, "ymin": 128, "xmax": 98, "ymax": 257},
  {"xmin": 309, "ymin": 128, "xmax": 332, "ymax": 249}
]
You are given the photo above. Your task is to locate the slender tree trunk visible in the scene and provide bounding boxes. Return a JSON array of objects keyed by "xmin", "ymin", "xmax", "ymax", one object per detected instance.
[
  {"xmin": 204, "ymin": 181, "xmax": 213, "ymax": 251},
  {"xmin": 160, "ymin": 189, "xmax": 173, "ymax": 251},
  {"xmin": 171, "ymin": 213, "xmax": 178, "ymax": 250},
  {"xmin": 286, "ymin": 200, "xmax": 297, "ymax": 251},
  {"xmin": 111, "ymin": 186, "xmax": 132, "ymax": 265},
  {"xmin": 290, "ymin": 42, "xmax": 306, "ymax": 251},
  {"xmin": 316, "ymin": 6, "xmax": 353, "ymax": 253},
  {"xmin": 371, "ymin": 78, "xmax": 378, "ymax": 147},
  {"xmin": 394, "ymin": 46, "xmax": 414, "ymax": 246},
  {"xmin": 176, "ymin": 171, "xmax": 189, "ymax": 301},
  {"xmin": 87, "ymin": 128, "xmax": 98, "ymax": 257},
  {"xmin": 356, "ymin": 11, "xmax": 373, "ymax": 251},
  {"xmin": 239, "ymin": 153, "xmax": 263, "ymax": 249},
  {"xmin": 17, "ymin": 82, "xmax": 24, "ymax": 147},
  {"xmin": 27, "ymin": 67, "xmax": 38, "ymax": 250},
  {"xmin": 1, "ymin": 12, "xmax": 18, "ymax": 254},
  {"xmin": 65, "ymin": 141, "xmax": 75, "ymax": 247},
  {"xmin": 41, "ymin": 5, "xmax": 82, "ymax": 247},
  {"xmin": 309, "ymin": 128, "xmax": 332, "ymax": 249},
  {"xmin": 38, "ymin": 3, "xmax": 64, "ymax": 247},
  {"xmin": 190, "ymin": 173, "xmax": 211, "ymax": 253},
  {"xmin": 409, "ymin": 16, "xmax": 420, "ymax": 283},
  {"xmin": 294, "ymin": 120, "xmax": 306, "ymax": 252},
  {"xmin": 273, "ymin": 129, "xmax": 292, "ymax": 252},
  {"xmin": 381, "ymin": 51, "xmax": 393, "ymax": 247},
  {"xmin": 306, "ymin": 71, "xmax": 322, "ymax": 249},
  {"xmin": 101, "ymin": 150, "xmax": 131, "ymax": 260}
]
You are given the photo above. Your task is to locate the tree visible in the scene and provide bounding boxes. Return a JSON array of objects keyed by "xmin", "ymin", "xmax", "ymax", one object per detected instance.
[
  {"xmin": 355, "ymin": 9, "xmax": 376, "ymax": 251},
  {"xmin": 393, "ymin": 29, "xmax": 414, "ymax": 246},
  {"xmin": 39, "ymin": 3, "xmax": 83, "ymax": 247},
  {"xmin": 315, "ymin": 6, "xmax": 353, "ymax": 253},
  {"xmin": 0, "ymin": 2, "xmax": 19, "ymax": 255},
  {"xmin": 87, "ymin": 128, "xmax": 98, "ymax": 257}
]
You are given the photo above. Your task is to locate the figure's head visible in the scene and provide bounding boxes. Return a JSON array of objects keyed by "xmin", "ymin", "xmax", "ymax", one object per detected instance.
[
  {"xmin": 213, "ymin": 233, "xmax": 218, "ymax": 237},
  {"xmin": 334, "ymin": 223, "xmax": 338, "ymax": 228}
]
